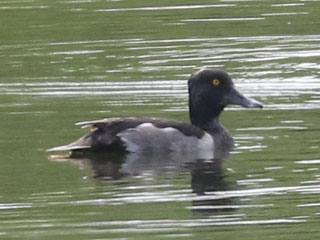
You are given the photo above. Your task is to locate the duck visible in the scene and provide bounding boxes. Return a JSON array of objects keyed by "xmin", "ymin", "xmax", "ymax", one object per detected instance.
[{"xmin": 48, "ymin": 69, "xmax": 263, "ymax": 160}]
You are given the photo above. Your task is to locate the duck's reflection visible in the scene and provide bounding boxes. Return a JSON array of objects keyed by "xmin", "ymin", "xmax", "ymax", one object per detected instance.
[
  {"xmin": 68, "ymin": 150, "xmax": 226, "ymax": 180},
  {"xmin": 54, "ymin": 151, "xmax": 236, "ymax": 215},
  {"xmin": 188, "ymin": 158, "xmax": 226, "ymax": 194},
  {"xmin": 72, "ymin": 152, "xmax": 125, "ymax": 180},
  {"xmin": 187, "ymin": 159, "xmax": 236, "ymax": 216}
]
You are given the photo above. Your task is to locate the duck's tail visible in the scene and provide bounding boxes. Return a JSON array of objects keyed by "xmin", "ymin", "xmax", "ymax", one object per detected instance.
[{"xmin": 46, "ymin": 135, "xmax": 91, "ymax": 152}]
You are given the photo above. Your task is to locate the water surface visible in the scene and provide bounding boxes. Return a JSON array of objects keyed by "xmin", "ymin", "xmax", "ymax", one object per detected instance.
[{"xmin": 1, "ymin": 0, "xmax": 320, "ymax": 239}]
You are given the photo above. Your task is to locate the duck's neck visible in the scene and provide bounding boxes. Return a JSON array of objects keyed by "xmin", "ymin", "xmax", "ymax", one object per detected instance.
[
  {"xmin": 189, "ymin": 102, "xmax": 224, "ymax": 132},
  {"xmin": 189, "ymin": 104, "xmax": 234, "ymax": 158}
]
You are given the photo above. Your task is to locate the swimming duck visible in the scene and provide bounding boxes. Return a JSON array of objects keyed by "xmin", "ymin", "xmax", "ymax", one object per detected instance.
[{"xmin": 48, "ymin": 69, "xmax": 262, "ymax": 159}]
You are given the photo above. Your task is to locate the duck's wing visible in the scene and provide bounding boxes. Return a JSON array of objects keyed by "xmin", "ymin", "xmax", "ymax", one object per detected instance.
[
  {"xmin": 47, "ymin": 118, "xmax": 142, "ymax": 152},
  {"xmin": 47, "ymin": 117, "xmax": 211, "ymax": 155},
  {"xmin": 75, "ymin": 117, "xmax": 127, "ymax": 129}
]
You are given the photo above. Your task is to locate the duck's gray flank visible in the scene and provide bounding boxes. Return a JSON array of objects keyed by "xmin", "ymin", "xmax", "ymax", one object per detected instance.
[{"xmin": 118, "ymin": 122, "xmax": 214, "ymax": 159}]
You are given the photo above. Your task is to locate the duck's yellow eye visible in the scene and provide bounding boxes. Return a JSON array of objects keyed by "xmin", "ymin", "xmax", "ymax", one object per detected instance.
[{"xmin": 212, "ymin": 79, "xmax": 220, "ymax": 86}]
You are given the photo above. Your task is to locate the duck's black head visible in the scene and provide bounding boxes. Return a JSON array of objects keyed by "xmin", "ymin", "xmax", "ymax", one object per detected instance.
[{"xmin": 188, "ymin": 69, "xmax": 262, "ymax": 128}]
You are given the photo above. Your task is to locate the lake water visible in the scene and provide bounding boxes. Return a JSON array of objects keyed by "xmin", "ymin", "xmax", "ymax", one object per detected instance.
[{"xmin": 1, "ymin": 0, "xmax": 320, "ymax": 239}]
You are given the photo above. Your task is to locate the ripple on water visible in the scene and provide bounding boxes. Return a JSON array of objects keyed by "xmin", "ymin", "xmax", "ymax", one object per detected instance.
[
  {"xmin": 295, "ymin": 159, "xmax": 320, "ymax": 165},
  {"xmin": 181, "ymin": 17, "xmax": 265, "ymax": 22},
  {"xmin": 0, "ymin": 203, "xmax": 32, "ymax": 210},
  {"xmin": 94, "ymin": 4, "xmax": 236, "ymax": 12}
]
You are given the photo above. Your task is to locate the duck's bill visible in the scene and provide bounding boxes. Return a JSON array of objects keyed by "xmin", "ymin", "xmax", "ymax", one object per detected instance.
[{"xmin": 227, "ymin": 88, "xmax": 263, "ymax": 109}]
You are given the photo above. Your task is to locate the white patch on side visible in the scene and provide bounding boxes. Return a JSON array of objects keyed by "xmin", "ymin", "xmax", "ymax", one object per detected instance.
[
  {"xmin": 162, "ymin": 127, "xmax": 177, "ymax": 132},
  {"xmin": 197, "ymin": 132, "xmax": 215, "ymax": 159},
  {"xmin": 137, "ymin": 122, "xmax": 154, "ymax": 128}
]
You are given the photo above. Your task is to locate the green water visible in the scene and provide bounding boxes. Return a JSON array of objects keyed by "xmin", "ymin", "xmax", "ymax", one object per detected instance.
[{"xmin": 1, "ymin": 0, "xmax": 320, "ymax": 239}]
